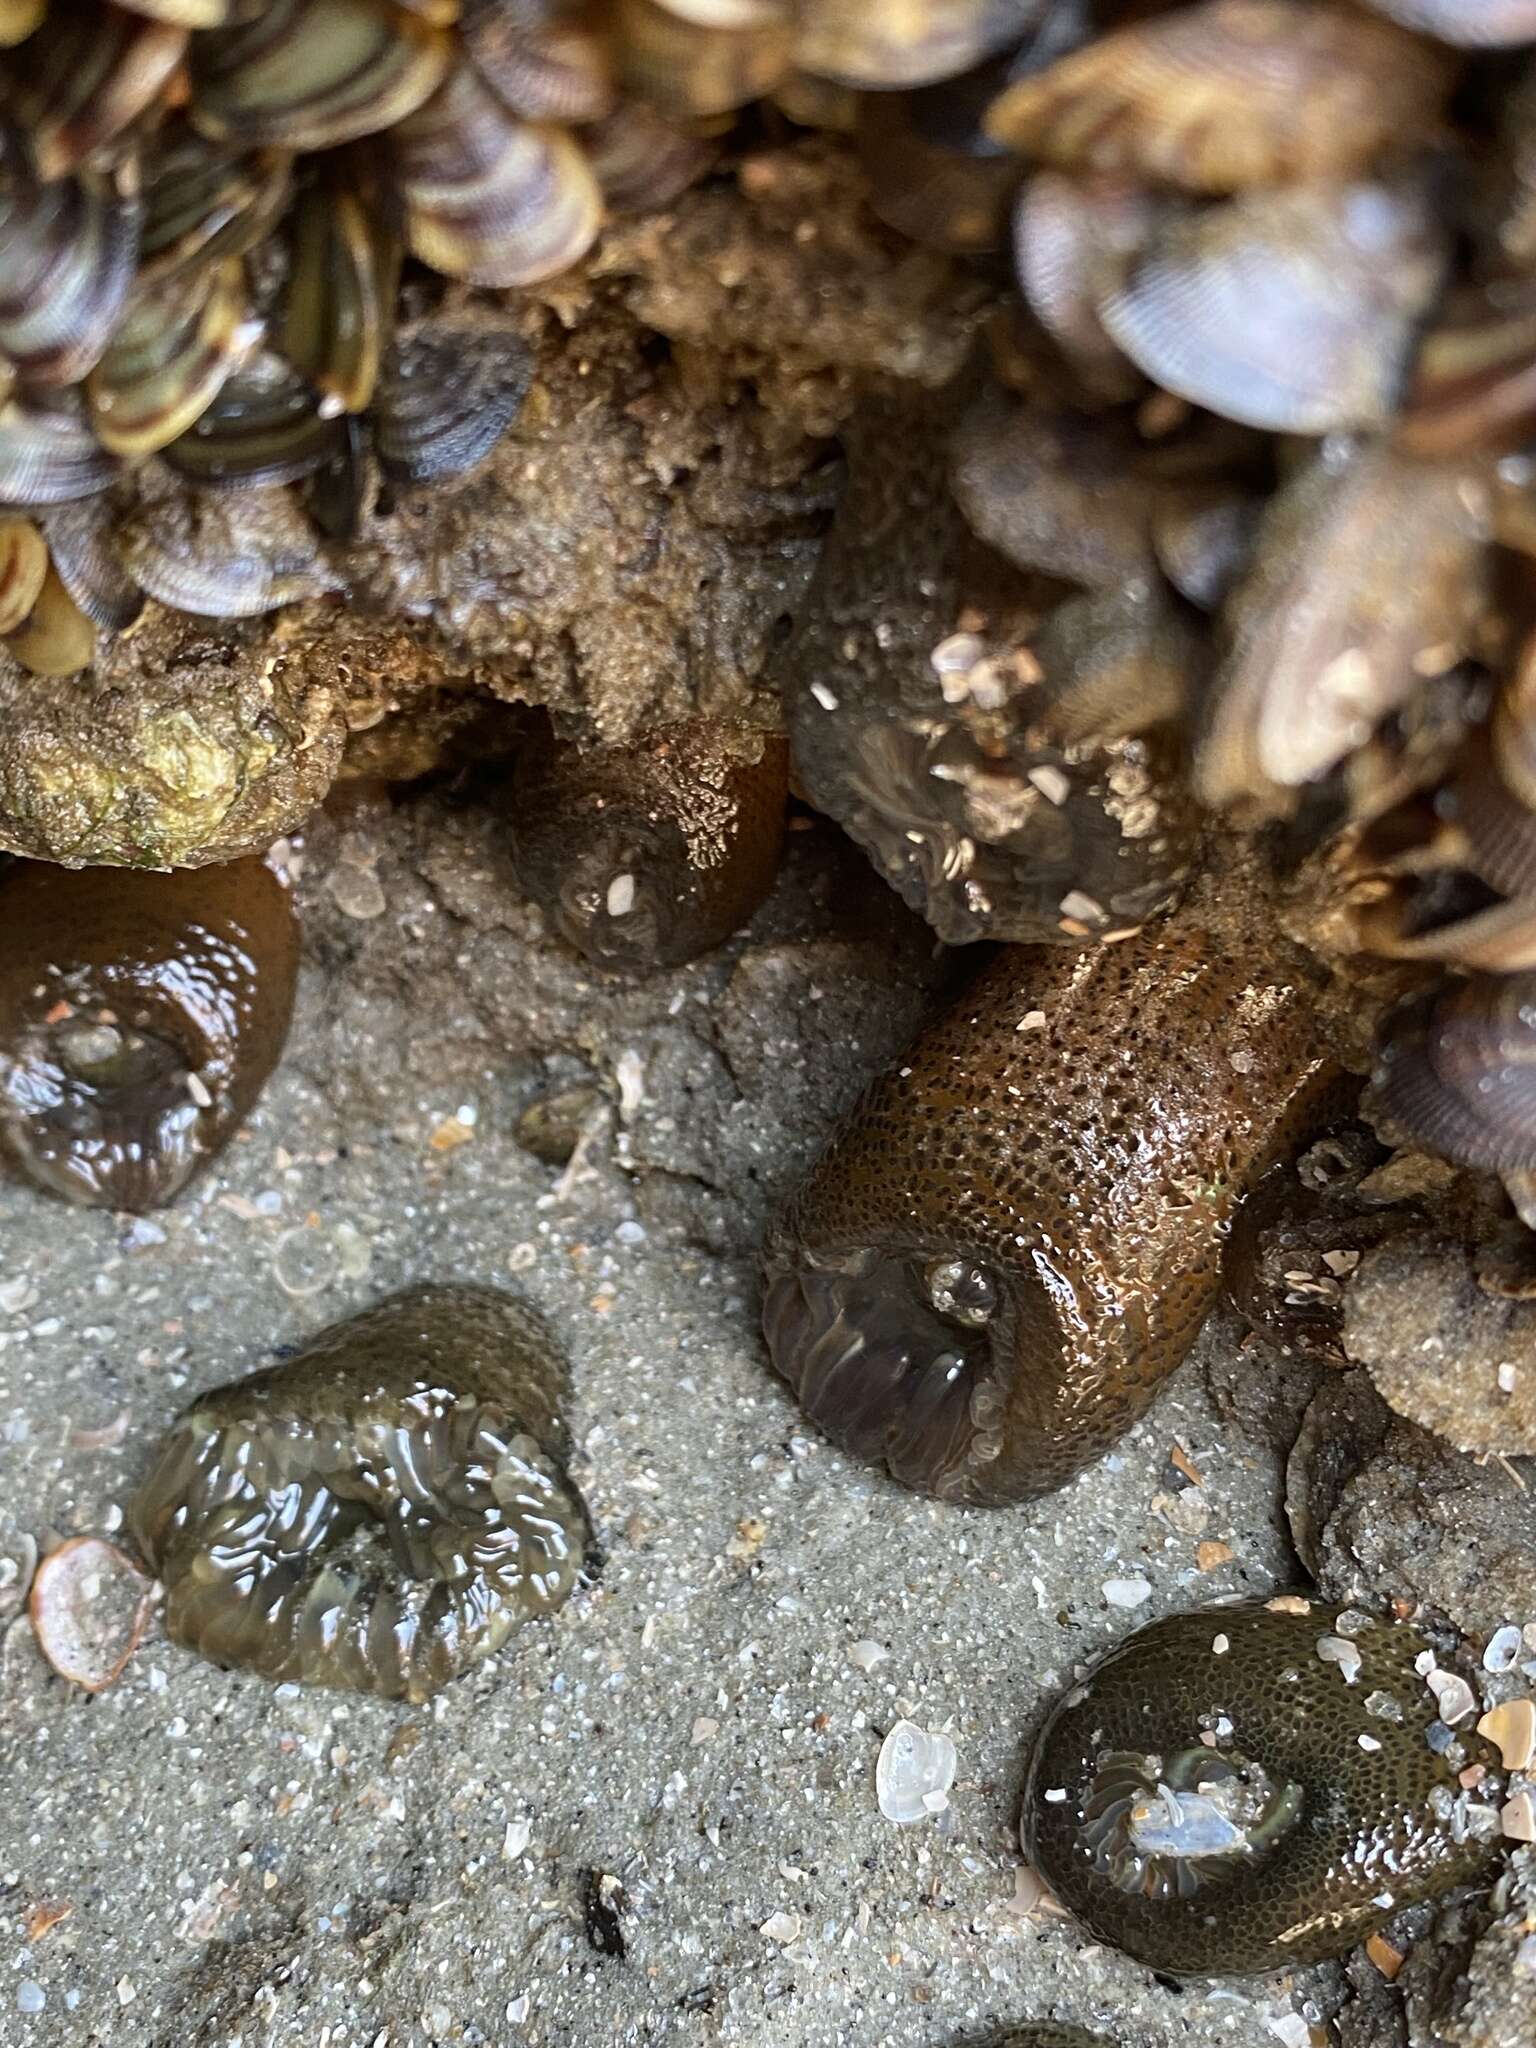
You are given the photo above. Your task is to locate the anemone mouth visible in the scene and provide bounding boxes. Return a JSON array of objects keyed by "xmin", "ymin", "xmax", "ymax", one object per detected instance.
[
  {"xmin": 760, "ymin": 1236, "xmax": 1015, "ymax": 1501},
  {"xmin": 1077, "ymin": 1747, "xmax": 1304, "ymax": 1903},
  {"xmin": 136, "ymin": 1398, "xmax": 588, "ymax": 1702},
  {"xmin": 0, "ymin": 1012, "xmax": 214, "ymax": 1209}
]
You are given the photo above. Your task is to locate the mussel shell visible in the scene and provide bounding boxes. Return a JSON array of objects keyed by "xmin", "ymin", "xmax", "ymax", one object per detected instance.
[
  {"xmin": 1396, "ymin": 279, "xmax": 1536, "ymax": 461},
  {"xmin": 612, "ymin": 0, "xmax": 790, "ymax": 116},
  {"xmin": 0, "ymin": 512, "xmax": 46, "ymax": 634},
  {"xmin": 3, "ymin": 8, "xmax": 187, "ymax": 180},
  {"xmin": 582, "ymin": 98, "xmax": 714, "ymax": 212},
  {"xmin": 461, "ymin": 0, "xmax": 612, "ymax": 122},
  {"xmin": 1150, "ymin": 483, "xmax": 1262, "ymax": 613},
  {"xmin": 374, "ymin": 321, "xmax": 533, "ymax": 484},
  {"xmin": 857, "ymin": 62, "xmax": 1020, "ymax": 254},
  {"xmin": 0, "ymin": 155, "xmax": 140, "ymax": 385},
  {"xmin": 794, "ymin": 0, "xmax": 1037, "ymax": 90},
  {"xmin": 3, "ymin": 556, "xmax": 96, "ymax": 676},
  {"xmin": 138, "ymin": 127, "xmax": 295, "ymax": 284},
  {"xmin": 190, "ymin": 0, "xmax": 454, "ymax": 151},
  {"xmin": 1360, "ymin": 0, "xmax": 1536, "ymax": 44},
  {"xmin": 303, "ymin": 411, "xmax": 370, "ymax": 540},
  {"xmin": 119, "ymin": 484, "xmax": 343, "ymax": 617},
  {"xmin": 161, "ymin": 357, "xmax": 344, "ymax": 489},
  {"xmin": 1374, "ymin": 974, "xmax": 1536, "ymax": 1171},
  {"xmin": 40, "ymin": 500, "xmax": 145, "ymax": 632},
  {"xmin": 0, "ymin": 397, "xmax": 117, "ymax": 505},
  {"xmin": 88, "ymin": 258, "xmax": 257, "ymax": 457},
  {"xmin": 283, "ymin": 180, "xmax": 394, "ymax": 416},
  {"xmin": 392, "ymin": 58, "xmax": 601, "ymax": 285},
  {"xmin": 1100, "ymin": 180, "xmax": 1447, "ymax": 436},
  {"xmin": 983, "ymin": 0, "xmax": 1452, "ymax": 192},
  {"xmin": 116, "ymin": 1, "xmax": 233, "ymax": 21},
  {"xmin": 1012, "ymin": 170, "xmax": 1153, "ymax": 399}
]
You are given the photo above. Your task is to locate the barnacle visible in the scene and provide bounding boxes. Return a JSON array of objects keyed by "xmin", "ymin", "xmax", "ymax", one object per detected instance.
[
  {"xmin": 760, "ymin": 880, "xmax": 1339, "ymax": 1504},
  {"xmin": 511, "ymin": 717, "xmax": 788, "ymax": 973},
  {"xmin": 1024, "ymin": 1600, "xmax": 1506, "ymax": 1975},
  {"xmin": 131, "ymin": 1285, "xmax": 589, "ymax": 1701},
  {"xmin": 0, "ymin": 855, "xmax": 297, "ymax": 1210}
]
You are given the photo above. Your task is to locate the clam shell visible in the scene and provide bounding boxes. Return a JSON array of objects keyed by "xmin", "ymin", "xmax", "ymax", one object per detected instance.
[
  {"xmin": 283, "ymin": 180, "xmax": 394, "ymax": 416},
  {"xmin": 1396, "ymin": 279, "xmax": 1536, "ymax": 461},
  {"xmin": 612, "ymin": 0, "xmax": 790, "ymax": 116},
  {"xmin": 0, "ymin": 397, "xmax": 117, "ymax": 505},
  {"xmin": 1099, "ymin": 180, "xmax": 1446, "ymax": 436},
  {"xmin": 87, "ymin": 258, "xmax": 257, "ymax": 456},
  {"xmin": 191, "ymin": 0, "xmax": 454, "ymax": 151},
  {"xmin": 374, "ymin": 320, "xmax": 533, "ymax": 485},
  {"xmin": 119, "ymin": 484, "xmax": 342, "ymax": 617},
  {"xmin": 1012, "ymin": 170, "xmax": 1154, "ymax": 399},
  {"xmin": 161, "ymin": 357, "xmax": 344, "ymax": 490},
  {"xmin": 461, "ymin": 0, "xmax": 613, "ymax": 122},
  {"xmin": 794, "ymin": 0, "xmax": 1033, "ymax": 90},
  {"xmin": 4, "ymin": 556, "xmax": 96, "ymax": 676},
  {"xmin": 984, "ymin": 0, "xmax": 1451, "ymax": 192},
  {"xmin": 1360, "ymin": 0, "xmax": 1536, "ymax": 44},
  {"xmin": 0, "ymin": 514, "xmax": 47, "ymax": 635},
  {"xmin": 4, "ymin": 9, "xmax": 187, "ymax": 180},
  {"xmin": 139, "ymin": 127, "xmax": 294, "ymax": 284},
  {"xmin": 0, "ymin": 153, "xmax": 140, "ymax": 385},
  {"xmin": 391, "ymin": 58, "xmax": 601, "ymax": 285},
  {"xmin": 40, "ymin": 500, "xmax": 145, "ymax": 632}
]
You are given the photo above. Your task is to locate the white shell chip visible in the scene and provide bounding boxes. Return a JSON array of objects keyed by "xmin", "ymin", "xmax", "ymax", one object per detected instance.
[{"xmin": 876, "ymin": 1720, "xmax": 958, "ymax": 1825}]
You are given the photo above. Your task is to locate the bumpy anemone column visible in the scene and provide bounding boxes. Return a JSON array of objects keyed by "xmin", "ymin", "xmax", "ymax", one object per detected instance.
[
  {"xmin": 511, "ymin": 718, "xmax": 789, "ymax": 973},
  {"xmin": 0, "ymin": 855, "xmax": 297, "ymax": 1210},
  {"xmin": 1023, "ymin": 1598, "xmax": 1505, "ymax": 1976},
  {"xmin": 131, "ymin": 1284, "xmax": 590, "ymax": 1703},
  {"xmin": 760, "ymin": 888, "xmax": 1338, "ymax": 1503}
]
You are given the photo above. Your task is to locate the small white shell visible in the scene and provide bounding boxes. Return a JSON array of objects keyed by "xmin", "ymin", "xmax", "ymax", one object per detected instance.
[{"xmin": 876, "ymin": 1719, "xmax": 957, "ymax": 1825}]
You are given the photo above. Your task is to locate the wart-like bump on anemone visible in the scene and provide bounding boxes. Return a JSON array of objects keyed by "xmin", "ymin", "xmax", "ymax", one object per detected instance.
[
  {"xmin": 1024, "ymin": 1600, "xmax": 1505, "ymax": 1976},
  {"xmin": 510, "ymin": 718, "xmax": 788, "ymax": 974},
  {"xmin": 0, "ymin": 855, "xmax": 297, "ymax": 1212},
  {"xmin": 131, "ymin": 1285, "xmax": 589, "ymax": 1702},
  {"xmin": 761, "ymin": 884, "xmax": 1338, "ymax": 1504}
]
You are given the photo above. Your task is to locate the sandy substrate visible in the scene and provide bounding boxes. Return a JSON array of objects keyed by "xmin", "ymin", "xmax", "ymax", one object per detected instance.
[{"xmin": 0, "ymin": 791, "xmax": 1443, "ymax": 2048}]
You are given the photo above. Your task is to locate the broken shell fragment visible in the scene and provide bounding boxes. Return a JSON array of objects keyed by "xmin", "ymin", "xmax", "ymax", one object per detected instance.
[
  {"xmin": 876, "ymin": 1719, "xmax": 958, "ymax": 1823},
  {"xmin": 28, "ymin": 1535, "xmax": 152, "ymax": 1693}
]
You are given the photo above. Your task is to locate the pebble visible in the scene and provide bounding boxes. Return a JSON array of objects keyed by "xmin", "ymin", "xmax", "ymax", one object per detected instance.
[
  {"xmin": 1477, "ymin": 1699, "xmax": 1536, "ymax": 1771},
  {"xmin": 1501, "ymin": 1787, "xmax": 1536, "ymax": 1842},
  {"xmin": 760, "ymin": 1912, "xmax": 801, "ymax": 1944},
  {"xmin": 1317, "ymin": 1635, "xmax": 1363, "ymax": 1685},
  {"xmin": 1101, "ymin": 1574, "xmax": 1151, "ymax": 1609},
  {"xmin": 876, "ymin": 1721, "xmax": 957, "ymax": 1825},
  {"xmin": 15, "ymin": 1983, "xmax": 44, "ymax": 2014}
]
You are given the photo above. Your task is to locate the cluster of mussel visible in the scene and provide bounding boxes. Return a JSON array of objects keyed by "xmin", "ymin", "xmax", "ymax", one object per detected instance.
[{"xmin": 6, "ymin": 0, "xmax": 1536, "ymax": 2026}]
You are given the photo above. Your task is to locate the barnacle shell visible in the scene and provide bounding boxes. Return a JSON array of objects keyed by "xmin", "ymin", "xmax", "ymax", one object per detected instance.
[
  {"xmin": 1025, "ymin": 1601, "xmax": 1503, "ymax": 1974},
  {"xmin": 760, "ymin": 893, "xmax": 1335, "ymax": 1504},
  {"xmin": 1195, "ymin": 442, "xmax": 1488, "ymax": 817},
  {"xmin": 87, "ymin": 256, "xmax": 256, "ymax": 456},
  {"xmin": 1373, "ymin": 972, "xmax": 1536, "ymax": 1175},
  {"xmin": 1099, "ymin": 180, "xmax": 1447, "ymax": 436},
  {"xmin": 390, "ymin": 55, "xmax": 601, "ymax": 284},
  {"xmin": 130, "ymin": 1284, "xmax": 589, "ymax": 1700},
  {"xmin": 190, "ymin": 0, "xmax": 454, "ymax": 151},
  {"xmin": 0, "ymin": 856, "xmax": 297, "ymax": 1209},
  {"xmin": 511, "ymin": 719, "xmax": 788, "ymax": 972},
  {"xmin": 0, "ymin": 149, "xmax": 139, "ymax": 385},
  {"xmin": 984, "ymin": 0, "xmax": 1451, "ymax": 193},
  {"xmin": 2, "ymin": 7, "xmax": 187, "ymax": 178}
]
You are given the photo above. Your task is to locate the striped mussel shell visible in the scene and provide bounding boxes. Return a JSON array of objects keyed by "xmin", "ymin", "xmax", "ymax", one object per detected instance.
[
  {"xmin": 390, "ymin": 53, "xmax": 601, "ymax": 284},
  {"xmin": 87, "ymin": 256, "xmax": 257, "ymax": 455},
  {"xmin": 0, "ymin": 5, "xmax": 187, "ymax": 178},
  {"xmin": 610, "ymin": 0, "xmax": 790, "ymax": 120},
  {"xmin": 0, "ymin": 137, "xmax": 139, "ymax": 385},
  {"xmin": 138, "ymin": 125, "xmax": 294, "ymax": 285},
  {"xmin": 460, "ymin": 0, "xmax": 613, "ymax": 123},
  {"xmin": 795, "ymin": 0, "xmax": 1042, "ymax": 92},
  {"xmin": 282, "ymin": 175, "xmax": 396, "ymax": 416},
  {"xmin": 0, "ymin": 393, "xmax": 117, "ymax": 504}
]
